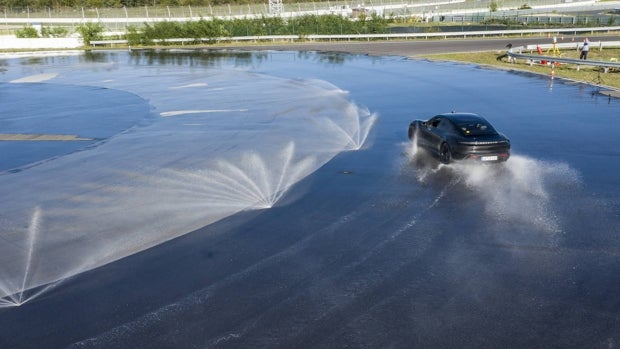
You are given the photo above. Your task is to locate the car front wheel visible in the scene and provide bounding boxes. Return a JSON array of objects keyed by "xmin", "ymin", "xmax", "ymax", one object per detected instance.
[{"xmin": 439, "ymin": 142, "xmax": 452, "ymax": 164}]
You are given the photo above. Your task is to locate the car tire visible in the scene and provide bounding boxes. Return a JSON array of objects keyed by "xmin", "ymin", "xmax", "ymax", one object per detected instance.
[
  {"xmin": 408, "ymin": 124, "xmax": 416, "ymax": 140},
  {"xmin": 439, "ymin": 142, "xmax": 452, "ymax": 164}
]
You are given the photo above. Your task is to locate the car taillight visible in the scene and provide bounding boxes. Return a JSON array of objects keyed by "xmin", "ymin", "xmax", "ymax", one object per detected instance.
[{"xmin": 458, "ymin": 140, "xmax": 507, "ymax": 145}]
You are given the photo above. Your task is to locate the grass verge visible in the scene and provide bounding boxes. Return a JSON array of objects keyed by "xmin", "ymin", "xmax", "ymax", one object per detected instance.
[{"xmin": 421, "ymin": 48, "xmax": 620, "ymax": 90}]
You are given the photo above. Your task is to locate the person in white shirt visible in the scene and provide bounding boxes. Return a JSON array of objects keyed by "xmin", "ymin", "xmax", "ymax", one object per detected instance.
[{"xmin": 579, "ymin": 38, "xmax": 590, "ymax": 60}]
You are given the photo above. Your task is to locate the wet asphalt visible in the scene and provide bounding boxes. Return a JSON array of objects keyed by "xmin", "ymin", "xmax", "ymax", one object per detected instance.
[{"xmin": 0, "ymin": 42, "xmax": 619, "ymax": 348}]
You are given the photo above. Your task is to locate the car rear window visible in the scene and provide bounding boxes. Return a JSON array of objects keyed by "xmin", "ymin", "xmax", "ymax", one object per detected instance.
[{"xmin": 457, "ymin": 120, "xmax": 496, "ymax": 136}]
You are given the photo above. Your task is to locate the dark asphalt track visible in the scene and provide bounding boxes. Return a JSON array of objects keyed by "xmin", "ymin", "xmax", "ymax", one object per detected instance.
[{"xmin": 0, "ymin": 42, "xmax": 619, "ymax": 349}]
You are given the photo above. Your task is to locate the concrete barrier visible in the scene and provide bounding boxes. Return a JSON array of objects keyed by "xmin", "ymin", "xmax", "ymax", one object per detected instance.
[{"xmin": 0, "ymin": 36, "xmax": 82, "ymax": 49}]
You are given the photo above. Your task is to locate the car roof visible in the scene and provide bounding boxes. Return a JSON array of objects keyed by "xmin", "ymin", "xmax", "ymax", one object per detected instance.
[{"xmin": 436, "ymin": 112, "xmax": 488, "ymax": 123}]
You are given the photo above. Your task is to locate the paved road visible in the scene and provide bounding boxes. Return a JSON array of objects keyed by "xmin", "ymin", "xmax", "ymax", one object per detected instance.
[
  {"xmin": 1, "ymin": 43, "xmax": 619, "ymax": 349},
  {"xmin": 207, "ymin": 35, "xmax": 620, "ymax": 57}
]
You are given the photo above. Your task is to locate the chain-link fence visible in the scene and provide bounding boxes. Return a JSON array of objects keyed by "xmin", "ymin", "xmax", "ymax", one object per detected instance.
[
  {"xmin": 3, "ymin": 0, "xmax": 610, "ymax": 19},
  {"xmin": 1, "ymin": 0, "xmax": 618, "ymax": 35}
]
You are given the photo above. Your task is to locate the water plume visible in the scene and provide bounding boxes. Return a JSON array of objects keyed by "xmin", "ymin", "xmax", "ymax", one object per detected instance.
[
  {"xmin": 450, "ymin": 156, "xmax": 580, "ymax": 232},
  {"xmin": 0, "ymin": 63, "xmax": 376, "ymax": 306},
  {"xmin": 404, "ymin": 139, "xmax": 580, "ymax": 233},
  {"xmin": 314, "ymin": 105, "xmax": 378, "ymax": 151},
  {"xmin": 153, "ymin": 142, "xmax": 316, "ymax": 211},
  {"xmin": 18, "ymin": 206, "xmax": 40, "ymax": 304},
  {"xmin": 0, "ymin": 207, "xmax": 40, "ymax": 307},
  {"xmin": 0, "ymin": 142, "xmax": 318, "ymax": 306},
  {"xmin": 0, "ymin": 207, "xmax": 65, "ymax": 307}
]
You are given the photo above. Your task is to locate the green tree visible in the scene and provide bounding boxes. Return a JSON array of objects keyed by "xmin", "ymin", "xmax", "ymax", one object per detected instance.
[
  {"xmin": 76, "ymin": 22, "xmax": 105, "ymax": 45},
  {"xmin": 291, "ymin": 14, "xmax": 321, "ymax": 35},
  {"xmin": 366, "ymin": 13, "xmax": 388, "ymax": 34},
  {"xmin": 316, "ymin": 14, "xmax": 349, "ymax": 34},
  {"xmin": 125, "ymin": 25, "xmax": 150, "ymax": 45}
]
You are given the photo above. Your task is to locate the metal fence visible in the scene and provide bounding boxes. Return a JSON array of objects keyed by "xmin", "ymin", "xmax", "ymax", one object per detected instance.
[
  {"xmin": 88, "ymin": 28, "xmax": 620, "ymax": 46},
  {"xmin": 1, "ymin": 0, "xmax": 619, "ymax": 35},
  {"xmin": 2, "ymin": 0, "xmax": 614, "ymax": 20}
]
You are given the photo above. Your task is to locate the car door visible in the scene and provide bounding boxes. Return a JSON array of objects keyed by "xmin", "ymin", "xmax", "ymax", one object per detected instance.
[
  {"xmin": 421, "ymin": 116, "xmax": 445, "ymax": 151},
  {"xmin": 417, "ymin": 116, "xmax": 438, "ymax": 149}
]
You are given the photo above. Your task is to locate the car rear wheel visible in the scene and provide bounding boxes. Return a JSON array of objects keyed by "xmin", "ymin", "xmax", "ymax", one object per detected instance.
[
  {"xmin": 408, "ymin": 124, "xmax": 416, "ymax": 140},
  {"xmin": 439, "ymin": 142, "xmax": 452, "ymax": 164}
]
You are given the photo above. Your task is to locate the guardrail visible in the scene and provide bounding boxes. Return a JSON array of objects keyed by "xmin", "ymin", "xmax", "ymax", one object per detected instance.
[
  {"xmin": 523, "ymin": 41, "xmax": 620, "ymax": 52},
  {"xmin": 90, "ymin": 26, "xmax": 620, "ymax": 47},
  {"xmin": 508, "ymin": 51, "xmax": 620, "ymax": 72}
]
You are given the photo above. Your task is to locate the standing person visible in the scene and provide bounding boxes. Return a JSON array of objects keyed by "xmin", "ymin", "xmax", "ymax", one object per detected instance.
[
  {"xmin": 580, "ymin": 38, "xmax": 590, "ymax": 60},
  {"xmin": 506, "ymin": 43, "xmax": 516, "ymax": 63},
  {"xmin": 496, "ymin": 43, "xmax": 514, "ymax": 62}
]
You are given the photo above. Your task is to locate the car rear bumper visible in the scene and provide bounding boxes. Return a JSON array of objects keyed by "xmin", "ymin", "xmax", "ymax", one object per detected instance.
[
  {"xmin": 464, "ymin": 152, "xmax": 510, "ymax": 162},
  {"xmin": 453, "ymin": 144, "xmax": 510, "ymax": 162}
]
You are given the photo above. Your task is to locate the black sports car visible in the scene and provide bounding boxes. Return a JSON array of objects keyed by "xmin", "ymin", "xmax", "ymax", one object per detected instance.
[{"xmin": 408, "ymin": 112, "xmax": 510, "ymax": 164}]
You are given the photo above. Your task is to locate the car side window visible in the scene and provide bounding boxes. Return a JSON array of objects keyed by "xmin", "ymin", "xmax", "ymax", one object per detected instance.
[
  {"xmin": 438, "ymin": 119, "xmax": 453, "ymax": 132},
  {"xmin": 430, "ymin": 118, "xmax": 441, "ymax": 128}
]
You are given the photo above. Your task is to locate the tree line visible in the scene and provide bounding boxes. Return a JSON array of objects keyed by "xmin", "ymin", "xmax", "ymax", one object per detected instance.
[
  {"xmin": 128, "ymin": 14, "xmax": 389, "ymax": 44},
  {"xmin": 16, "ymin": 13, "xmax": 390, "ymax": 44}
]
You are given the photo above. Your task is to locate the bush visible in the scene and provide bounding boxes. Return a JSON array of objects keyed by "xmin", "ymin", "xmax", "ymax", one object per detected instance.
[
  {"xmin": 76, "ymin": 22, "xmax": 105, "ymax": 46},
  {"xmin": 125, "ymin": 25, "xmax": 150, "ymax": 46},
  {"xmin": 133, "ymin": 18, "xmax": 229, "ymax": 45},
  {"xmin": 121, "ymin": 14, "xmax": 396, "ymax": 46},
  {"xmin": 15, "ymin": 26, "xmax": 39, "ymax": 38},
  {"xmin": 41, "ymin": 26, "xmax": 70, "ymax": 38}
]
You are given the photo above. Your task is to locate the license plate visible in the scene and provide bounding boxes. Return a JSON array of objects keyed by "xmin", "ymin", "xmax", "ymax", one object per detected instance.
[{"xmin": 481, "ymin": 155, "xmax": 498, "ymax": 161}]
